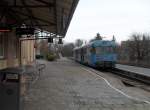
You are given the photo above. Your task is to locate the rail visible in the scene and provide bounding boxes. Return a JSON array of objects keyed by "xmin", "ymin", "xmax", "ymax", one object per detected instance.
[{"xmin": 70, "ymin": 58, "xmax": 150, "ymax": 85}]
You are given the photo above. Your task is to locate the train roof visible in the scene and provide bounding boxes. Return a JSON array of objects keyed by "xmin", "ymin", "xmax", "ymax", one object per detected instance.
[
  {"xmin": 73, "ymin": 40, "xmax": 116, "ymax": 50},
  {"xmin": 90, "ymin": 40, "xmax": 116, "ymax": 47}
]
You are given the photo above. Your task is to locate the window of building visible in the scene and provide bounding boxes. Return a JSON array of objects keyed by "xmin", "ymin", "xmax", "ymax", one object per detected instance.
[
  {"xmin": 0, "ymin": 34, "xmax": 4, "ymax": 59},
  {"xmin": 13, "ymin": 37, "xmax": 18, "ymax": 58}
]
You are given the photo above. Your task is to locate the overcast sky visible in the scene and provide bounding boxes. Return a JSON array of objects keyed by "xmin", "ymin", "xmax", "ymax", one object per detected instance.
[{"xmin": 64, "ymin": 0, "xmax": 150, "ymax": 43}]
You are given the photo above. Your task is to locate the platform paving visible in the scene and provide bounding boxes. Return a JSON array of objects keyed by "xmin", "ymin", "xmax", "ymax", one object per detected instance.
[
  {"xmin": 24, "ymin": 59, "xmax": 150, "ymax": 110},
  {"xmin": 116, "ymin": 64, "xmax": 150, "ymax": 77}
]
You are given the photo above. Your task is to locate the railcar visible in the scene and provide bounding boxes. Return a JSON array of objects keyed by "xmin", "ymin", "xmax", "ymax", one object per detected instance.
[{"xmin": 73, "ymin": 40, "xmax": 117, "ymax": 68}]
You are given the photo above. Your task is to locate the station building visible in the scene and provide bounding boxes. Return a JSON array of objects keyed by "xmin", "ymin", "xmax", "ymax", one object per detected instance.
[{"xmin": 0, "ymin": 0, "xmax": 79, "ymax": 70}]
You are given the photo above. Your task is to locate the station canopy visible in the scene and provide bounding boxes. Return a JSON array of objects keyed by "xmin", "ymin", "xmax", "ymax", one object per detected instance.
[{"xmin": 0, "ymin": 0, "xmax": 79, "ymax": 37}]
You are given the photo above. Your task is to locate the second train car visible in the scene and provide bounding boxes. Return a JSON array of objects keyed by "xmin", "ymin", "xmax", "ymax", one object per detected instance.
[{"xmin": 73, "ymin": 40, "xmax": 117, "ymax": 68}]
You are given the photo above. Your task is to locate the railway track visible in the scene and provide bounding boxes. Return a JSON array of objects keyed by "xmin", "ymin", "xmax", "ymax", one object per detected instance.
[
  {"xmin": 70, "ymin": 58, "xmax": 150, "ymax": 86},
  {"xmin": 82, "ymin": 65, "xmax": 150, "ymax": 90},
  {"xmin": 82, "ymin": 67, "xmax": 150, "ymax": 104}
]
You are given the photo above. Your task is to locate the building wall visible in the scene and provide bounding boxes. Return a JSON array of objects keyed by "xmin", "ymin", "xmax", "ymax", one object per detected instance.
[
  {"xmin": 21, "ymin": 38, "xmax": 35, "ymax": 65},
  {"xmin": 0, "ymin": 31, "xmax": 35, "ymax": 70}
]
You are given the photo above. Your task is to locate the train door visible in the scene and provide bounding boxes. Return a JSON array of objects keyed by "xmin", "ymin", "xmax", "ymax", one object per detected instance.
[
  {"xmin": 80, "ymin": 48, "xmax": 84, "ymax": 62},
  {"xmin": 90, "ymin": 47, "xmax": 96, "ymax": 65},
  {"xmin": 74, "ymin": 50, "xmax": 78, "ymax": 60}
]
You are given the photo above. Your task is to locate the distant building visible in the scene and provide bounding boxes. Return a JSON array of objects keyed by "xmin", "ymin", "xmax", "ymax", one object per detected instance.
[{"xmin": 0, "ymin": 0, "xmax": 79, "ymax": 70}]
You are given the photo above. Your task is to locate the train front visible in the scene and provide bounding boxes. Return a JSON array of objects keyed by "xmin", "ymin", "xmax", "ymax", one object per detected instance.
[{"xmin": 92, "ymin": 40, "xmax": 117, "ymax": 68}]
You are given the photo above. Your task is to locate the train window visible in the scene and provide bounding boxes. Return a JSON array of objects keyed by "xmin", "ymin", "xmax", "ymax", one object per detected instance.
[
  {"xmin": 76, "ymin": 50, "xmax": 79, "ymax": 58},
  {"xmin": 105, "ymin": 47, "xmax": 109, "ymax": 53},
  {"xmin": 96, "ymin": 47, "xmax": 106, "ymax": 54},
  {"xmin": 105, "ymin": 47, "xmax": 115, "ymax": 53},
  {"xmin": 96, "ymin": 47, "xmax": 101, "ymax": 54},
  {"xmin": 83, "ymin": 48, "xmax": 87, "ymax": 54},
  {"xmin": 90, "ymin": 47, "xmax": 96, "ymax": 54},
  {"xmin": 104, "ymin": 47, "xmax": 109, "ymax": 54},
  {"xmin": 96, "ymin": 46, "xmax": 115, "ymax": 54},
  {"xmin": 110, "ymin": 47, "xmax": 116, "ymax": 53},
  {"xmin": 87, "ymin": 48, "xmax": 90, "ymax": 55},
  {"xmin": 77, "ymin": 50, "xmax": 79, "ymax": 54}
]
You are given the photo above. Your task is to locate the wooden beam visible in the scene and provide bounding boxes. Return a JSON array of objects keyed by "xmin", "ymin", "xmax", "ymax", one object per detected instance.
[
  {"xmin": 34, "ymin": 0, "xmax": 54, "ymax": 6},
  {"xmin": 12, "ymin": 10, "xmax": 56, "ymax": 26},
  {"xmin": 0, "ymin": 5, "xmax": 54, "ymax": 8}
]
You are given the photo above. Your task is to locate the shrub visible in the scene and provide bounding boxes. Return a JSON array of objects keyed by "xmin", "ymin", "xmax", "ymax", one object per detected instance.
[{"xmin": 47, "ymin": 53, "xmax": 57, "ymax": 61}]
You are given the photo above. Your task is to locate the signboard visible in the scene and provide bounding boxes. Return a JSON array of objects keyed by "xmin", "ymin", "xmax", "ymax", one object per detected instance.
[
  {"xmin": 6, "ymin": 74, "xmax": 19, "ymax": 80},
  {"xmin": 0, "ymin": 26, "xmax": 12, "ymax": 32},
  {"xmin": 16, "ymin": 27, "xmax": 35, "ymax": 35}
]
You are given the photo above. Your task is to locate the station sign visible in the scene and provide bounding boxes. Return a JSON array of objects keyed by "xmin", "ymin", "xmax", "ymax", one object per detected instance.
[{"xmin": 16, "ymin": 27, "xmax": 35, "ymax": 35}]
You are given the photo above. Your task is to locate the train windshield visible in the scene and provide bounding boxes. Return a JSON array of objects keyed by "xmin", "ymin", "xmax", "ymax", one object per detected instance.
[{"xmin": 96, "ymin": 46, "xmax": 115, "ymax": 54}]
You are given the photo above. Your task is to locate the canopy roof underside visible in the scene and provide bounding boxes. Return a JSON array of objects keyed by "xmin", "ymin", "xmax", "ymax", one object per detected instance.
[{"xmin": 0, "ymin": 0, "xmax": 79, "ymax": 37}]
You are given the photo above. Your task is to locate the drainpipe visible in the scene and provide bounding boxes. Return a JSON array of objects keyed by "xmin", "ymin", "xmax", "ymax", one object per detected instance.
[{"xmin": 19, "ymin": 38, "xmax": 22, "ymax": 67}]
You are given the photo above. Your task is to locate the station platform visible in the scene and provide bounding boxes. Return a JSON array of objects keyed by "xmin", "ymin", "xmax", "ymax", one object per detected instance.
[
  {"xmin": 24, "ymin": 59, "xmax": 150, "ymax": 110},
  {"xmin": 116, "ymin": 64, "xmax": 150, "ymax": 77}
]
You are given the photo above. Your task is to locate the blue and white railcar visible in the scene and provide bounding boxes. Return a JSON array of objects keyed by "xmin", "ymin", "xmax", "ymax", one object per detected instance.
[{"xmin": 73, "ymin": 40, "xmax": 117, "ymax": 68}]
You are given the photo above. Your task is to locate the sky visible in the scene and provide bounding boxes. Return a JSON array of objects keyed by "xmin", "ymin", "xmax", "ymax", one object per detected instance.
[{"xmin": 64, "ymin": 0, "xmax": 150, "ymax": 43}]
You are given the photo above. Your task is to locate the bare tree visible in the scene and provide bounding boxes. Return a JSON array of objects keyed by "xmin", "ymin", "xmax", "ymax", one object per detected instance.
[
  {"xmin": 112, "ymin": 35, "xmax": 116, "ymax": 42},
  {"xmin": 90, "ymin": 33, "xmax": 103, "ymax": 42},
  {"xmin": 75, "ymin": 39, "xmax": 83, "ymax": 47},
  {"xmin": 118, "ymin": 33, "xmax": 150, "ymax": 66},
  {"xmin": 128, "ymin": 33, "xmax": 150, "ymax": 62}
]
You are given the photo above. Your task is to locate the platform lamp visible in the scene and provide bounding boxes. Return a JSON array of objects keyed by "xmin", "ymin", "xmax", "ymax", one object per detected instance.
[{"xmin": 58, "ymin": 38, "xmax": 63, "ymax": 44}]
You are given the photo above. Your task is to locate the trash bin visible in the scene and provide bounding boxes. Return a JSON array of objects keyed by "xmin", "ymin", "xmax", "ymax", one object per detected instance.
[{"xmin": 0, "ymin": 67, "xmax": 24, "ymax": 110}]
